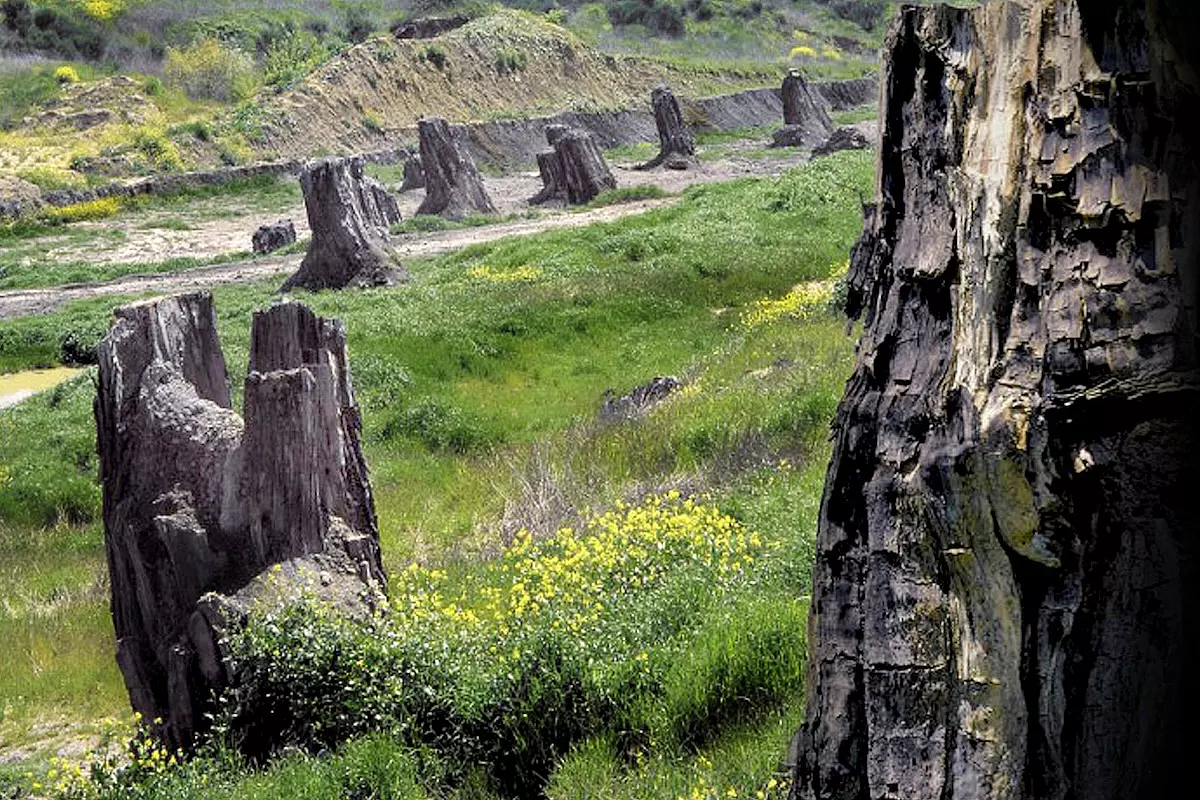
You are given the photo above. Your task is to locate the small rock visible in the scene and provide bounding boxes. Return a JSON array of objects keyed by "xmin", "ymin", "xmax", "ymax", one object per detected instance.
[
  {"xmin": 813, "ymin": 126, "xmax": 872, "ymax": 157},
  {"xmin": 601, "ymin": 375, "xmax": 683, "ymax": 419},
  {"xmin": 252, "ymin": 220, "xmax": 297, "ymax": 254}
]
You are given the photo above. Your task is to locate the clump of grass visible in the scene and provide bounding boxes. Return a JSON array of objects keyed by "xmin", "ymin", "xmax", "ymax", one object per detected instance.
[{"xmin": 581, "ymin": 185, "xmax": 670, "ymax": 209}]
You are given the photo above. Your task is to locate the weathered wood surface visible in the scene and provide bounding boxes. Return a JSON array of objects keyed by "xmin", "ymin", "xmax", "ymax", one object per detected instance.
[
  {"xmin": 415, "ymin": 117, "xmax": 497, "ymax": 219},
  {"xmin": 772, "ymin": 69, "xmax": 834, "ymax": 149},
  {"xmin": 282, "ymin": 157, "xmax": 404, "ymax": 291},
  {"xmin": 96, "ymin": 293, "xmax": 386, "ymax": 750},
  {"xmin": 531, "ymin": 125, "xmax": 616, "ymax": 205},
  {"xmin": 794, "ymin": 1, "xmax": 1200, "ymax": 799},
  {"xmin": 635, "ymin": 85, "xmax": 697, "ymax": 171}
]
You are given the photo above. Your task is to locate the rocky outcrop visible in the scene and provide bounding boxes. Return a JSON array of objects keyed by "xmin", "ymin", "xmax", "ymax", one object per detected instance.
[
  {"xmin": 635, "ymin": 85, "xmax": 697, "ymax": 171},
  {"xmin": 600, "ymin": 375, "xmax": 682, "ymax": 420},
  {"xmin": 771, "ymin": 69, "xmax": 834, "ymax": 149},
  {"xmin": 95, "ymin": 293, "xmax": 386, "ymax": 751},
  {"xmin": 251, "ymin": 220, "xmax": 296, "ymax": 255},
  {"xmin": 415, "ymin": 117, "xmax": 497, "ymax": 219},
  {"xmin": 282, "ymin": 157, "xmax": 404, "ymax": 292},
  {"xmin": 794, "ymin": 2, "xmax": 1199, "ymax": 799},
  {"xmin": 811, "ymin": 126, "xmax": 870, "ymax": 158}
]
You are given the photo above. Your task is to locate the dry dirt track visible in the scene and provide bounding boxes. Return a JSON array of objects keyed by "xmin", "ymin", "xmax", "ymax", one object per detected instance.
[{"xmin": 0, "ymin": 196, "xmax": 680, "ymax": 320}]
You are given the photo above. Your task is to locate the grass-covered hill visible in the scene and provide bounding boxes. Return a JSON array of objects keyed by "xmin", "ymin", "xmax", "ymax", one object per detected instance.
[{"xmin": 0, "ymin": 149, "xmax": 873, "ymax": 799}]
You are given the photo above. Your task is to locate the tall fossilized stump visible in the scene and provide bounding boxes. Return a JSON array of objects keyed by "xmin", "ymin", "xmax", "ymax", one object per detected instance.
[
  {"xmin": 795, "ymin": 2, "xmax": 1199, "ymax": 800},
  {"xmin": 635, "ymin": 85, "xmax": 697, "ymax": 171},
  {"xmin": 282, "ymin": 157, "xmax": 404, "ymax": 292},
  {"xmin": 96, "ymin": 293, "xmax": 387, "ymax": 750},
  {"xmin": 771, "ymin": 69, "xmax": 834, "ymax": 149},
  {"xmin": 415, "ymin": 117, "xmax": 497, "ymax": 219},
  {"xmin": 531, "ymin": 124, "xmax": 616, "ymax": 205}
]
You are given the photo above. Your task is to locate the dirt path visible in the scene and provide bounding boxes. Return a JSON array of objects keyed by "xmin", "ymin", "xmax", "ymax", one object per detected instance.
[
  {"xmin": 0, "ymin": 196, "xmax": 677, "ymax": 319},
  {"xmin": 0, "ymin": 133, "xmax": 867, "ymax": 321}
]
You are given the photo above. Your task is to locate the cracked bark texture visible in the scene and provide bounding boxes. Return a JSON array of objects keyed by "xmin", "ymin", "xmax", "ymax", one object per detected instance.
[
  {"xmin": 415, "ymin": 117, "xmax": 498, "ymax": 219},
  {"xmin": 635, "ymin": 85, "xmax": 697, "ymax": 171},
  {"xmin": 96, "ymin": 293, "xmax": 386, "ymax": 750},
  {"xmin": 282, "ymin": 157, "xmax": 404, "ymax": 292},
  {"xmin": 795, "ymin": 2, "xmax": 1199, "ymax": 799},
  {"xmin": 531, "ymin": 125, "xmax": 616, "ymax": 205}
]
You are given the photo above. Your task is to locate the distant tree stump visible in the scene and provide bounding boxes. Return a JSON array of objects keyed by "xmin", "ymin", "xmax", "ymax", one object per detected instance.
[
  {"xmin": 771, "ymin": 68, "xmax": 834, "ymax": 149},
  {"xmin": 282, "ymin": 157, "xmax": 404, "ymax": 292},
  {"xmin": 399, "ymin": 154, "xmax": 425, "ymax": 192},
  {"xmin": 812, "ymin": 126, "xmax": 871, "ymax": 157},
  {"xmin": 635, "ymin": 85, "xmax": 697, "ymax": 171},
  {"xmin": 415, "ymin": 117, "xmax": 497, "ymax": 219},
  {"xmin": 531, "ymin": 125, "xmax": 616, "ymax": 205},
  {"xmin": 95, "ymin": 293, "xmax": 386, "ymax": 751}
]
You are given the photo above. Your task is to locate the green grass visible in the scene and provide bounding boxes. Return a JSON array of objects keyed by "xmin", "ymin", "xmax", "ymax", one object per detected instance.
[
  {"xmin": 580, "ymin": 185, "xmax": 670, "ymax": 209},
  {"xmin": 0, "ymin": 150, "xmax": 871, "ymax": 795},
  {"xmin": 833, "ymin": 106, "xmax": 878, "ymax": 126}
]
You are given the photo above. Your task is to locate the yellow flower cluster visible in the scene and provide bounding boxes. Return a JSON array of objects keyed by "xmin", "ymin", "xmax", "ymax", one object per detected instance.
[
  {"xmin": 741, "ymin": 280, "xmax": 833, "ymax": 330},
  {"xmin": 75, "ymin": 0, "xmax": 127, "ymax": 21},
  {"xmin": 393, "ymin": 493, "xmax": 772, "ymax": 642},
  {"xmin": 468, "ymin": 264, "xmax": 544, "ymax": 283},
  {"xmin": 789, "ymin": 45, "xmax": 818, "ymax": 59},
  {"xmin": 673, "ymin": 756, "xmax": 786, "ymax": 800}
]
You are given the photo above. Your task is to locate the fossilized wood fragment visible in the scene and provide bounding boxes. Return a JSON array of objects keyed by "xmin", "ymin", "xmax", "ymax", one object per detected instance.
[
  {"xmin": 532, "ymin": 125, "xmax": 616, "ymax": 205},
  {"xmin": 282, "ymin": 157, "xmax": 404, "ymax": 291},
  {"xmin": 96, "ymin": 292, "xmax": 386, "ymax": 751},
  {"xmin": 794, "ymin": 2, "xmax": 1200, "ymax": 799},
  {"xmin": 251, "ymin": 220, "xmax": 296, "ymax": 254},
  {"xmin": 415, "ymin": 117, "xmax": 497, "ymax": 219},
  {"xmin": 771, "ymin": 69, "xmax": 834, "ymax": 149},
  {"xmin": 635, "ymin": 85, "xmax": 697, "ymax": 171},
  {"xmin": 400, "ymin": 154, "xmax": 425, "ymax": 192}
]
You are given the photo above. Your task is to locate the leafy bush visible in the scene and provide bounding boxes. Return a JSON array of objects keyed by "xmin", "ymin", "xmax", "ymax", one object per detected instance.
[
  {"xmin": 164, "ymin": 36, "xmax": 257, "ymax": 102},
  {"xmin": 606, "ymin": 0, "xmax": 686, "ymax": 37},
  {"xmin": 264, "ymin": 30, "xmax": 330, "ymax": 91},
  {"xmin": 495, "ymin": 46, "xmax": 528, "ymax": 75},
  {"xmin": 0, "ymin": 0, "xmax": 107, "ymax": 59},
  {"xmin": 132, "ymin": 126, "xmax": 184, "ymax": 171},
  {"xmin": 343, "ymin": 4, "xmax": 376, "ymax": 43},
  {"xmin": 418, "ymin": 44, "xmax": 448, "ymax": 70}
]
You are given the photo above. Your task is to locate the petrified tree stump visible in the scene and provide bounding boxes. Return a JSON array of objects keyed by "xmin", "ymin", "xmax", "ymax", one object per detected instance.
[
  {"xmin": 96, "ymin": 292, "xmax": 387, "ymax": 750},
  {"xmin": 415, "ymin": 117, "xmax": 497, "ymax": 219},
  {"xmin": 635, "ymin": 84, "xmax": 697, "ymax": 171},
  {"xmin": 400, "ymin": 154, "xmax": 425, "ymax": 192},
  {"xmin": 794, "ymin": 2, "xmax": 1199, "ymax": 799},
  {"xmin": 771, "ymin": 68, "xmax": 834, "ymax": 149},
  {"xmin": 531, "ymin": 125, "xmax": 616, "ymax": 205},
  {"xmin": 282, "ymin": 157, "xmax": 404, "ymax": 292}
]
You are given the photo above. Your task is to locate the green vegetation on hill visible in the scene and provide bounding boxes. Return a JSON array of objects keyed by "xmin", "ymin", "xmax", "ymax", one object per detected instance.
[{"xmin": 0, "ymin": 150, "xmax": 872, "ymax": 798}]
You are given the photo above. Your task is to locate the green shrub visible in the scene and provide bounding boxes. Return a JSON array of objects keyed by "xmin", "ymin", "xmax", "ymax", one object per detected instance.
[
  {"xmin": 132, "ymin": 126, "xmax": 185, "ymax": 172},
  {"xmin": 264, "ymin": 30, "xmax": 330, "ymax": 91},
  {"xmin": 0, "ymin": 0, "xmax": 107, "ymax": 59},
  {"xmin": 53, "ymin": 64, "xmax": 80, "ymax": 84},
  {"xmin": 495, "ymin": 46, "xmax": 528, "ymax": 75},
  {"xmin": 164, "ymin": 36, "xmax": 257, "ymax": 102},
  {"xmin": 418, "ymin": 44, "xmax": 448, "ymax": 70}
]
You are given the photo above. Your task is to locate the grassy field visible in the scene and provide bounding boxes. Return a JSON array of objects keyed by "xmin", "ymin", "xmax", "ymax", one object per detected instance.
[{"xmin": 0, "ymin": 149, "xmax": 871, "ymax": 798}]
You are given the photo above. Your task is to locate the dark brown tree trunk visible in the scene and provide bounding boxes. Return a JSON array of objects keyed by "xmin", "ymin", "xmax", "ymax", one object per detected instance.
[
  {"xmin": 772, "ymin": 68, "xmax": 834, "ymax": 149},
  {"xmin": 531, "ymin": 126, "xmax": 616, "ymax": 205},
  {"xmin": 95, "ymin": 293, "xmax": 386, "ymax": 751},
  {"xmin": 794, "ymin": 2, "xmax": 1200, "ymax": 799},
  {"xmin": 282, "ymin": 157, "xmax": 404, "ymax": 292},
  {"xmin": 635, "ymin": 84, "xmax": 697, "ymax": 171},
  {"xmin": 415, "ymin": 117, "xmax": 497, "ymax": 219}
]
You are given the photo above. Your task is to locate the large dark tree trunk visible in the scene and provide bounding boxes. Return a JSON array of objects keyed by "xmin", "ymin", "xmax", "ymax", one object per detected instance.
[
  {"xmin": 772, "ymin": 68, "xmax": 834, "ymax": 149},
  {"xmin": 635, "ymin": 84, "xmax": 697, "ymax": 171},
  {"xmin": 531, "ymin": 125, "xmax": 616, "ymax": 205},
  {"xmin": 794, "ymin": 2, "xmax": 1200, "ymax": 799},
  {"xmin": 415, "ymin": 117, "xmax": 497, "ymax": 219},
  {"xmin": 282, "ymin": 157, "xmax": 404, "ymax": 292},
  {"xmin": 95, "ymin": 293, "xmax": 386, "ymax": 751}
]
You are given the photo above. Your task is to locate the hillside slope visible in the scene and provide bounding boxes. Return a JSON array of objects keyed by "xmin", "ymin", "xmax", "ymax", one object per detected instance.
[{"xmin": 253, "ymin": 9, "xmax": 774, "ymax": 159}]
